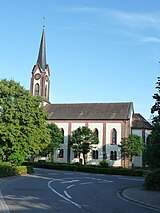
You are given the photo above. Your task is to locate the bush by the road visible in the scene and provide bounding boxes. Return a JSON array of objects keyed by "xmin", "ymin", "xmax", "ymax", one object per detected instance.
[
  {"xmin": 13, "ymin": 166, "xmax": 33, "ymax": 175},
  {"xmin": 0, "ymin": 162, "xmax": 13, "ymax": 177},
  {"xmin": 99, "ymin": 160, "xmax": 109, "ymax": 168},
  {"xmin": 0, "ymin": 162, "xmax": 33, "ymax": 178},
  {"xmin": 144, "ymin": 169, "xmax": 160, "ymax": 191},
  {"xmin": 23, "ymin": 161, "xmax": 144, "ymax": 176}
]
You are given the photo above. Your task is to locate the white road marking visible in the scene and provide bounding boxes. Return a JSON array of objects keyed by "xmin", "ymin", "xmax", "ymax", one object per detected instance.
[
  {"xmin": 86, "ymin": 177, "xmax": 113, "ymax": 183},
  {"xmin": 118, "ymin": 178, "xmax": 144, "ymax": 182},
  {"xmin": 64, "ymin": 190, "xmax": 72, "ymax": 199},
  {"xmin": 0, "ymin": 190, "xmax": 10, "ymax": 213},
  {"xmin": 48, "ymin": 180, "xmax": 81, "ymax": 209},
  {"xmin": 80, "ymin": 182, "xmax": 92, "ymax": 185},
  {"xmin": 61, "ymin": 180, "xmax": 79, "ymax": 184},
  {"xmin": 67, "ymin": 184, "xmax": 75, "ymax": 189}
]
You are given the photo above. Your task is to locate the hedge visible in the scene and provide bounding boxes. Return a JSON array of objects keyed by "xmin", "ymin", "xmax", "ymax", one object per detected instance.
[
  {"xmin": 144, "ymin": 169, "xmax": 160, "ymax": 191},
  {"xmin": 0, "ymin": 162, "xmax": 13, "ymax": 177},
  {"xmin": 0, "ymin": 162, "xmax": 33, "ymax": 178},
  {"xmin": 23, "ymin": 161, "xmax": 144, "ymax": 176}
]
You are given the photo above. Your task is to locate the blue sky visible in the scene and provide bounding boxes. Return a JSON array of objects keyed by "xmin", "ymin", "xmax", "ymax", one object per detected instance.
[{"xmin": 1, "ymin": 0, "xmax": 160, "ymax": 121}]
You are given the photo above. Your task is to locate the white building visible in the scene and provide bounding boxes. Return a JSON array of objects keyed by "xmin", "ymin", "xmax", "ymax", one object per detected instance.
[{"xmin": 30, "ymin": 28, "xmax": 152, "ymax": 167}]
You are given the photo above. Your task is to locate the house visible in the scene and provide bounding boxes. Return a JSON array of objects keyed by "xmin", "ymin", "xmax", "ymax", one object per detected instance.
[{"xmin": 30, "ymin": 27, "xmax": 152, "ymax": 167}]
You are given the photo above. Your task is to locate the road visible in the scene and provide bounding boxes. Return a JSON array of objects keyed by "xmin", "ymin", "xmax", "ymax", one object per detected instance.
[{"xmin": 0, "ymin": 168, "xmax": 156, "ymax": 213}]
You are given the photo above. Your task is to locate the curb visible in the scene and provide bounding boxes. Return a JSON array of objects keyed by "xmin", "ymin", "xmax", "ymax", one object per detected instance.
[{"xmin": 116, "ymin": 187, "xmax": 160, "ymax": 212}]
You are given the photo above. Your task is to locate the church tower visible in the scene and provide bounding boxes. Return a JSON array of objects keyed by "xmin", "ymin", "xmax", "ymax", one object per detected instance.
[{"xmin": 30, "ymin": 26, "xmax": 50, "ymax": 106}]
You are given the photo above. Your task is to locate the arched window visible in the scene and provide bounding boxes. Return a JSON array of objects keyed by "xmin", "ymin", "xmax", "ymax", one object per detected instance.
[
  {"xmin": 110, "ymin": 151, "xmax": 113, "ymax": 160},
  {"xmin": 92, "ymin": 150, "xmax": 98, "ymax": 159},
  {"xmin": 45, "ymin": 85, "xmax": 47, "ymax": 98},
  {"xmin": 61, "ymin": 128, "xmax": 64, "ymax": 144},
  {"xmin": 94, "ymin": 128, "xmax": 99, "ymax": 139},
  {"xmin": 57, "ymin": 149, "xmax": 64, "ymax": 158},
  {"xmin": 113, "ymin": 151, "xmax": 117, "ymax": 160},
  {"xmin": 35, "ymin": 83, "xmax": 39, "ymax": 96},
  {"xmin": 74, "ymin": 151, "xmax": 78, "ymax": 158},
  {"xmin": 111, "ymin": 128, "xmax": 117, "ymax": 145}
]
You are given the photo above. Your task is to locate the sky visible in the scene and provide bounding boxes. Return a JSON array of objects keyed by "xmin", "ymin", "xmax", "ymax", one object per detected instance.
[{"xmin": 1, "ymin": 0, "xmax": 160, "ymax": 121}]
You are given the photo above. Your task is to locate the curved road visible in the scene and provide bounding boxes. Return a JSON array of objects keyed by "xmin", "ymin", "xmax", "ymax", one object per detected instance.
[{"xmin": 0, "ymin": 168, "xmax": 156, "ymax": 213}]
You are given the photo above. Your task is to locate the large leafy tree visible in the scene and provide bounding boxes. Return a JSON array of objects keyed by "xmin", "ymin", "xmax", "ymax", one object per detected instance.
[
  {"xmin": 144, "ymin": 77, "xmax": 160, "ymax": 169},
  {"xmin": 70, "ymin": 126, "xmax": 99, "ymax": 164},
  {"xmin": 120, "ymin": 134, "xmax": 144, "ymax": 168},
  {"xmin": 0, "ymin": 79, "xmax": 50, "ymax": 165},
  {"xmin": 42, "ymin": 123, "xmax": 63, "ymax": 161}
]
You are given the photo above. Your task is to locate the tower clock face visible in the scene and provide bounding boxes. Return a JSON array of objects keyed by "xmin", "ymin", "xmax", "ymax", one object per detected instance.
[{"xmin": 34, "ymin": 73, "xmax": 41, "ymax": 80}]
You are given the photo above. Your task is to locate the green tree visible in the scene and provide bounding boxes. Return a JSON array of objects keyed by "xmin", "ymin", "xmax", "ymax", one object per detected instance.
[
  {"xmin": 42, "ymin": 123, "xmax": 63, "ymax": 161},
  {"xmin": 144, "ymin": 77, "xmax": 160, "ymax": 169},
  {"xmin": 120, "ymin": 134, "xmax": 144, "ymax": 168},
  {"xmin": 70, "ymin": 126, "xmax": 99, "ymax": 164},
  {"xmin": 0, "ymin": 79, "xmax": 50, "ymax": 165}
]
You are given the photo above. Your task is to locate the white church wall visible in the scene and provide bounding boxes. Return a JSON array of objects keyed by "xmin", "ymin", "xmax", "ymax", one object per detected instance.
[
  {"xmin": 88, "ymin": 123, "xmax": 103, "ymax": 165},
  {"xmin": 132, "ymin": 129, "xmax": 142, "ymax": 137},
  {"xmin": 71, "ymin": 123, "xmax": 86, "ymax": 163},
  {"xmin": 106, "ymin": 123, "xmax": 122, "ymax": 167},
  {"xmin": 145, "ymin": 129, "xmax": 151, "ymax": 143},
  {"xmin": 132, "ymin": 129, "xmax": 143, "ymax": 167},
  {"xmin": 132, "ymin": 129, "xmax": 151, "ymax": 167},
  {"xmin": 53, "ymin": 123, "xmax": 69, "ymax": 163}
]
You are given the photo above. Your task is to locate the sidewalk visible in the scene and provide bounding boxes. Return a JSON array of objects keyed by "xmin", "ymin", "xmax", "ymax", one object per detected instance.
[{"xmin": 122, "ymin": 186, "xmax": 160, "ymax": 211}]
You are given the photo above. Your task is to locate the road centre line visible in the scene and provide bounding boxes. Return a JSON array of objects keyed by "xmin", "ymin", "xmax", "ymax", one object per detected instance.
[
  {"xmin": 85, "ymin": 177, "xmax": 113, "ymax": 183},
  {"xmin": 61, "ymin": 180, "xmax": 79, "ymax": 184},
  {"xmin": 48, "ymin": 179, "xmax": 81, "ymax": 209},
  {"xmin": 80, "ymin": 182, "xmax": 92, "ymax": 185}
]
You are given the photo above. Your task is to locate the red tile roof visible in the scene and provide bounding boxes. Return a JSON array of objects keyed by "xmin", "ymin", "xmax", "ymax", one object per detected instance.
[
  {"xmin": 132, "ymin": 113, "xmax": 152, "ymax": 129},
  {"xmin": 44, "ymin": 102, "xmax": 133, "ymax": 120}
]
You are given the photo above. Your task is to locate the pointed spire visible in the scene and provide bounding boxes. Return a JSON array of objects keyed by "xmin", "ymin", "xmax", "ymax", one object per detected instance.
[{"xmin": 37, "ymin": 22, "xmax": 46, "ymax": 71}]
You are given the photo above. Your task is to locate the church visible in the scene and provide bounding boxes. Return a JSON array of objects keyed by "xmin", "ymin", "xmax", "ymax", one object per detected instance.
[{"xmin": 30, "ymin": 27, "xmax": 152, "ymax": 168}]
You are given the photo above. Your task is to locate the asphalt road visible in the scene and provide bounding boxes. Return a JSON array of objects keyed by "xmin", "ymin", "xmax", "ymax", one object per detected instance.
[{"xmin": 0, "ymin": 168, "xmax": 156, "ymax": 213}]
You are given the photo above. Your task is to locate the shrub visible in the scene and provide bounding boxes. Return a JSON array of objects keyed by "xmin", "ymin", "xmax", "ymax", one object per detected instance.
[
  {"xmin": 13, "ymin": 166, "xmax": 34, "ymax": 175},
  {"xmin": 144, "ymin": 169, "xmax": 160, "ymax": 191},
  {"xmin": 99, "ymin": 160, "xmax": 109, "ymax": 168},
  {"xmin": 0, "ymin": 162, "xmax": 13, "ymax": 177}
]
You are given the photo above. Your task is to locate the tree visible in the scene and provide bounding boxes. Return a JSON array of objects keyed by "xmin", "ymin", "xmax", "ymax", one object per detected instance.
[
  {"xmin": 0, "ymin": 79, "xmax": 50, "ymax": 165},
  {"xmin": 120, "ymin": 134, "xmax": 144, "ymax": 168},
  {"xmin": 42, "ymin": 123, "xmax": 63, "ymax": 161},
  {"xmin": 70, "ymin": 126, "xmax": 99, "ymax": 164},
  {"xmin": 144, "ymin": 77, "xmax": 160, "ymax": 169}
]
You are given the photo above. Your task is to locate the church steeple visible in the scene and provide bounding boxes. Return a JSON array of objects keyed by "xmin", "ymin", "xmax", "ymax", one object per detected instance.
[
  {"xmin": 30, "ymin": 24, "xmax": 50, "ymax": 106},
  {"xmin": 37, "ymin": 27, "xmax": 46, "ymax": 71}
]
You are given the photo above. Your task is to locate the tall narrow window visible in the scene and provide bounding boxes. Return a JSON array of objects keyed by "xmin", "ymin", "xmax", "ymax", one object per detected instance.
[
  {"xmin": 94, "ymin": 128, "xmax": 99, "ymax": 139},
  {"xmin": 74, "ymin": 151, "xmax": 78, "ymax": 158},
  {"xmin": 110, "ymin": 151, "xmax": 113, "ymax": 160},
  {"xmin": 113, "ymin": 151, "xmax": 117, "ymax": 160},
  {"xmin": 35, "ymin": 83, "xmax": 39, "ymax": 96},
  {"xmin": 45, "ymin": 85, "xmax": 47, "ymax": 98},
  {"xmin": 110, "ymin": 151, "xmax": 117, "ymax": 160},
  {"xmin": 111, "ymin": 128, "xmax": 117, "ymax": 145},
  {"xmin": 92, "ymin": 150, "xmax": 98, "ymax": 159},
  {"xmin": 61, "ymin": 128, "xmax": 64, "ymax": 144}
]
